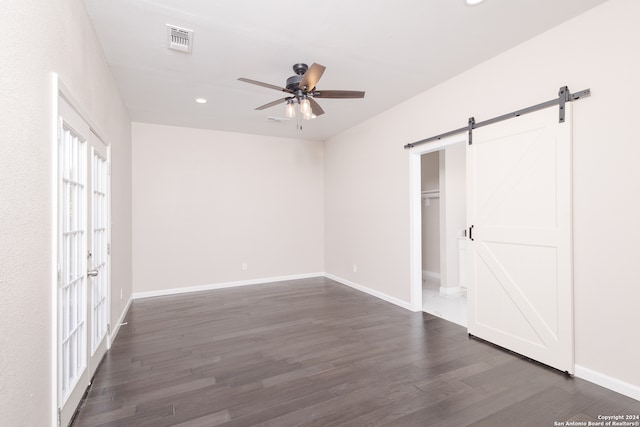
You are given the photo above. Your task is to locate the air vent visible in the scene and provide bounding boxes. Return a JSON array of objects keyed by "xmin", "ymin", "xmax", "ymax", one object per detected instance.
[{"xmin": 166, "ymin": 24, "xmax": 193, "ymax": 53}]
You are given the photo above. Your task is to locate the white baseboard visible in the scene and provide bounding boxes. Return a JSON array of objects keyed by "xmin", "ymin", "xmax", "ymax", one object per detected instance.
[
  {"xmin": 324, "ymin": 273, "xmax": 413, "ymax": 311},
  {"xmin": 109, "ymin": 296, "xmax": 132, "ymax": 347},
  {"xmin": 132, "ymin": 272, "xmax": 325, "ymax": 300},
  {"xmin": 133, "ymin": 271, "xmax": 414, "ymax": 313},
  {"xmin": 422, "ymin": 270, "xmax": 441, "ymax": 281},
  {"xmin": 440, "ymin": 286, "xmax": 462, "ymax": 295},
  {"xmin": 575, "ymin": 365, "xmax": 640, "ymax": 401}
]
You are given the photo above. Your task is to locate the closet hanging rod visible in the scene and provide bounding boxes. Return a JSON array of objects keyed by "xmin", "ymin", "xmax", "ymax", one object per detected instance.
[{"xmin": 404, "ymin": 86, "xmax": 590, "ymax": 149}]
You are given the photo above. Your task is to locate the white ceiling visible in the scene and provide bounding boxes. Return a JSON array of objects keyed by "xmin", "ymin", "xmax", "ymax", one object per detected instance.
[{"xmin": 83, "ymin": 0, "xmax": 607, "ymax": 141}]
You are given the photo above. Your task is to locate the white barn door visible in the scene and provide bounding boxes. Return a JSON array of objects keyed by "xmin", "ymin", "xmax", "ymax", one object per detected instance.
[{"xmin": 467, "ymin": 104, "xmax": 574, "ymax": 373}]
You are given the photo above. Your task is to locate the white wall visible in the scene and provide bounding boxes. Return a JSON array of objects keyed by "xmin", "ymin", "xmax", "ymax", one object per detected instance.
[
  {"xmin": 440, "ymin": 144, "xmax": 466, "ymax": 290},
  {"xmin": 421, "ymin": 152, "xmax": 440, "ymax": 191},
  {"xmin": 132, "ymin": 123, "xmax": 324, "ymax": 294},
  {"xmin": 421, "ymin": 153, "xmax": 440, "ymax": 275},
  {"xmin": 0, "ymin": 0, "xmax": 132, "ymax": 424},
  {"xmin": 325, "ymin": 0, "xmax": 640, "ymax": 392},
  {"xmin": 324, "ymin": 120, "xmax": 411, "ymax": 300}
]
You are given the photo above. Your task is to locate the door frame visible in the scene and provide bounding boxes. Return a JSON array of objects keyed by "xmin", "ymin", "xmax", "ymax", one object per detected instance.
[
  {"xmin": 408, "ymin": 133, "xmax": 467, "ymax": 312},
  {"xmin": 51, "ymin": 75, "xmax": 112, "ymax": 427}
]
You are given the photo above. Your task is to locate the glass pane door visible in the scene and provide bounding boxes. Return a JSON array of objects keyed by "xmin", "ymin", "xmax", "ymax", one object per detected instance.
[
  {"xmin": 59, "ymin": 118, "xmax": 87, "ymax": 404},
  {"xmin": 91, "ymin": 150, "xmax": 108, "ymax": 353}
]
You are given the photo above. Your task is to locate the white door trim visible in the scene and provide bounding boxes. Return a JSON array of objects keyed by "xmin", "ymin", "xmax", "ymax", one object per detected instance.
[
  {"xmin": 50, "ymin": 73, "xmax": 59, "ymax": 427},
  {"xmin": 408, "ymin": 134, "xmax": 467, "ymax": 312}
]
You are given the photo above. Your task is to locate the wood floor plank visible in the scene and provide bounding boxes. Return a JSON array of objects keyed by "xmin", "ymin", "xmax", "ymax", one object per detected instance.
[
  {"xmin": 171, "ymin": 410, "xmax": 231, "ymax": 427},
  {"xmin": 71, "ymin": 278, "xmax": 639, "ymax": 426},
  {"xmin": 469, "ymin": 385, "xmax": 599, "ymax": 427}
]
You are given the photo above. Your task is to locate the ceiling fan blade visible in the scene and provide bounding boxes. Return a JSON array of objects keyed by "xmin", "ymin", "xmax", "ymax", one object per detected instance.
[
  {"xmin": 238, "ymin": 78, "xmax": 293, "ymax": 93},
  {"xmin": 255, "ymin": 98, "xmax": 289, "ymax": 110},
  {"xmin": 308, "ymin": 98, "xmax": 325, "ymax": 116},
  {"xmin": 299, "ymin": 63, "xmax": 326, "ymax": 91},
  {"xmin": 313, "ymin": 90, "xmax": 365, "ymax": 99}
]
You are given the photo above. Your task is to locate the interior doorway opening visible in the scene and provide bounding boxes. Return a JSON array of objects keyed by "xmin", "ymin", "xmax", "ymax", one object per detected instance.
[
  {"xmin": 409, "ymin": 133, "xmax": 467, "ymax": 326},
  {"xmin": 420, "ymin": 147, "xmax": 467, "ymax": 326}
]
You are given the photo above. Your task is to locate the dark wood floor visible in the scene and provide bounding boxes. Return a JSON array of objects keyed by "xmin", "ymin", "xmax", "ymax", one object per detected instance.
[{"xmin": 72, "ymin": 277, "xmax": 639, "ymax": 426}]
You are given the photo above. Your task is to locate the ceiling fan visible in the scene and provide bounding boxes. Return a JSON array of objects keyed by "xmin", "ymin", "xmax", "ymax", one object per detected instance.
[{"xmin": 238, "ymin": 63, "xmax": 365, "ymax": 120}]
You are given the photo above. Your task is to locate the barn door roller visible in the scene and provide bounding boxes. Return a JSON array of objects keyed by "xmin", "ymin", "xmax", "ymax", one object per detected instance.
[{"xmin": 404, "ymin": 86, "xmax": 591, "ymax": 149}]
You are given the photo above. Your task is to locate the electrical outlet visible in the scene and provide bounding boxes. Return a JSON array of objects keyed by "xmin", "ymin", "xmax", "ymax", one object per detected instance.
[
  {"xmin": 353, "ymin": 264, "xmax": 357, "ymax": 273},
  {"xmin": 242, "ymin": 262, "xmax": 248, "ymax": 271}
]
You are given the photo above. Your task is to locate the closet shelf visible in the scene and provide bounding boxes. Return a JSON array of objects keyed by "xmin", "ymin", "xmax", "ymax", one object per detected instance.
[{"xmin": 421, "ymin": 189, "xmax": 440, "ymax": 198}]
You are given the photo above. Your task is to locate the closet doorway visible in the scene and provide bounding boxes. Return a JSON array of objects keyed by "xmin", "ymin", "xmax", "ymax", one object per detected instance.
[{"xmin": 409, "ymin": 133, "xmax": 467, "ymax": 326}]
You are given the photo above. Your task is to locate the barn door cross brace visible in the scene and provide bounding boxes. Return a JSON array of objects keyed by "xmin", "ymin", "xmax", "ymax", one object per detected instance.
[{"xmin": 404, "ymin": 86, "xmax": 591, "ymax": 149}]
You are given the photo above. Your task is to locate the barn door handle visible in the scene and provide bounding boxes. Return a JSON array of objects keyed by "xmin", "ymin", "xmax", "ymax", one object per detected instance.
[{"xmin": 469, "ymin": 225, "xmax": 474, "ymax": 241}]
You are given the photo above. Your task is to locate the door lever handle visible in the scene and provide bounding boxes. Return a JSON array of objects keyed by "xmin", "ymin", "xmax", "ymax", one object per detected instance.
[{"xmin": 87, "ymin": 269, "xmax": 99, "ymax": 277}]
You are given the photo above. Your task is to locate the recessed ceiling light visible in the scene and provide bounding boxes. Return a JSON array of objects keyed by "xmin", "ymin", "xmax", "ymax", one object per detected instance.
[
  {"xmin": 195, "ymin": 98, "xmax": 207, "ymax": 104},
  {"xmin": 465, "ymin": 0, "xmax": 485, "ymax": 5}
]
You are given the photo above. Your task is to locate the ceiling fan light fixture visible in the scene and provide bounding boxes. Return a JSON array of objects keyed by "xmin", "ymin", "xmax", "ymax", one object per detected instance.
[
  {"xmin": 285, "ymin": 100, "xmax": 295, "ymax": 118},
  {"xmin": 300, "ymin": 97, "xmax": 312, "ymax": 120},
  {"xmin": 464, "ymin": 0, "xmax": 485, "ymax": 6}
]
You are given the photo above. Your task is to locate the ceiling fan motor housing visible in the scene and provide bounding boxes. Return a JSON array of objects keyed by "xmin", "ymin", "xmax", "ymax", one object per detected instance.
[
  {"xmin": 286, "ymin": 63, "xmax": 309, "ymax": 92},
  {"xmin": 286, "ymin": 74, "xmax": 303, "ymax": 92}
]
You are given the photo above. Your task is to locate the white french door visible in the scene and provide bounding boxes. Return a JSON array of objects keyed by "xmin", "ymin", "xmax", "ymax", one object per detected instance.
[
  {"xmin": 467, "ymin": 104, "xmax": 574, "ymax": 373},
  {"xmin": 89, "ymin": 140, "xmax": 109, "ymax": 372},
  {"xmin": 57, "ymin": 97, "xmax": 110, "ymax": 426}
]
